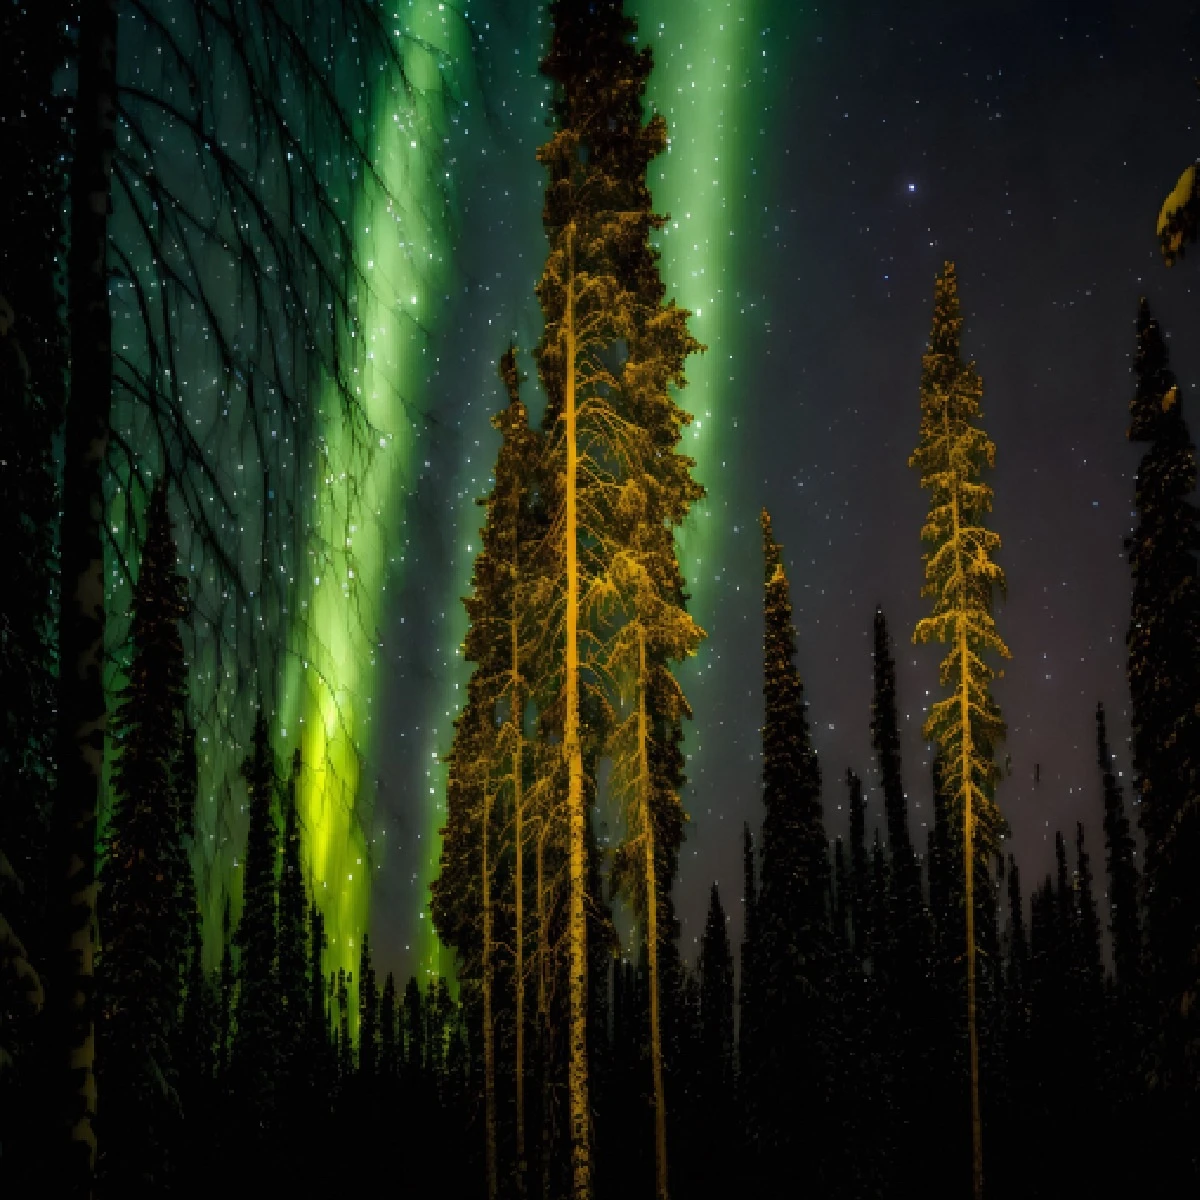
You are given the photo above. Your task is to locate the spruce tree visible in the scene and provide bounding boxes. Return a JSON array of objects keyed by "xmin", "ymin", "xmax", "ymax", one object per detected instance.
[
  {"xmin": 177, "ymin": 901, "xmax": 217, "ymax": 1133},
  {"xmin": 1003, "ymin": 857, "xmax": 1029, "ymax": 1046},
  {"xmin": 737, "ymin": 822, "xmax": 759, "ymax": 1123},
  {"xmin": 534, "ymin": 6, "xmax": 702, "ymax": 1195},
  {"xmin": 277, "ymin": 750, "xmax": 309, "ymax": 1088},
  {"xmin": 1096, "ymin": 703, "xmax": 1141, "ymax": 995},
  {"xmin": 1095, "ymin": 707, "xmax": 1144, "ymax": 1194},
  {"xmin": 403, "ymin": 976, "xmax": 424, "ymax": 1079},
  {"xmin": 754, "ymin": 509, "xmax": 832, "ymax": 1189},
  {"xmin": 380, "ymin": 971, "xmax": 399, "ymax": 1081},
  {"xmin": 358, "ymin": 934, "xmax": 379, "ymax": 1080},
  {"xmin": 96, "ymin": 479, "xmax": 190, "ymax": 1190},
  {"xmin": 1027, "ymin": 874, "xmax": 1068, "ymax": 1186},
  {"xmin": 307, "ymin": 905, "xmax": 329, "ymax": 1094},
  {"xmin": 336, "ymin": 969, "xmax": 352, "ymax": 1084},
  {"xmin": 1068, "ymin": 825, "xmax": 1107, "ymax": 1191},
  {"xmin": 872, "ymin": 606, "xmax": 929, "ymax": 978},
  {"xmin": 1125, "ymin": 299, "xmax": 1200, "ymax": 1139},
  {"xmin": 832, "ymin": 837, "xmax": 850, "ymax": 953},
  {"xmin": 871, "ymin": 608, "xmax": 933, "ymax": 1192},
  {"xmin": 1000, "ymin": 853, "xmax": 1032, "ymax": 1179},
  {"xmin": 911, "ymin": 263, "xmax": 1010, "ymax": 1200},
  {"xmin": 231, "ymin": 709, "xmax": 279, "ymax": 1130},
  {"xmin": 1073, "ymin": 824, "xmax": 1105, "ymax": 1023},
  {"xmin": 697, "ymin": 884, "xmax": 735, "ymax": 1099},
  {"xmin": 845, "ymin": 769, "xmax": 869, "ymax": 959},
  {"xmin": 173, "ymin": 716, "xmax": 215, "ymax": 1149},
  {"xmin": 433, "ymin": 346, "xmax": 543, "ymax": 1200}
]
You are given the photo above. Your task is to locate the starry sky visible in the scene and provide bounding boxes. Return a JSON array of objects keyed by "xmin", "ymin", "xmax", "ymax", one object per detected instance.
[{"xmin": 369, "ymin": 0, "xmax": 1200, "ymax": 981}]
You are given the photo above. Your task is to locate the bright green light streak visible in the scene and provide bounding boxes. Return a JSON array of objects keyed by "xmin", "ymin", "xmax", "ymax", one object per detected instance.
[
  {"xmin": 278, "ymin": 2, "xmax": 474, "ymax": 982},
  {"xmin": 640, "ymin": 0, "xmax": 752, "ymax": 634}
]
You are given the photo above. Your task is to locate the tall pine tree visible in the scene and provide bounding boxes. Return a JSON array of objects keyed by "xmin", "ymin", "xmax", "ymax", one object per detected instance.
[
  {"xmin": 433, "ymin": 345, "xmax": 543, "ymax": 1199},
  {"xmin": 1096, "ymin": 703, "xmax": 1141, "ymax": 996},
  {"xmin": 231, "ymin": 709, "xmax": 279, "ymax": 1135},
  {"xmin": 753, "ymin": 509, "xmax": 832, "ymax": 1189},
  {"xmin": 534, "ymin": 6, "xmax": 702, "ymax": 1194},
  {"xmin": 277, "ymin": 750, "xmax": 309, "ymax": 1091},
  {"xmin": 96, "ymin": 480, "xmax": 190, "ymax": 1190},
  {"xmin": 1125, "ymin": 299, "xmax": 1200, "ymax": 1153},
  {"xmin": 910, "ymin": 262, "xmax": 1010, "ymax": 1200}
]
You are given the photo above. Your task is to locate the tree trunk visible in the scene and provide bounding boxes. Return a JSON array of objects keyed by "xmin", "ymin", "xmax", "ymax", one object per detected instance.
[
  {"xmin": 483, "ymin": 783, "xmax": 498, "ymax": 1200},
  {"xmin": 638, "ymin": 624, "xmax": 669, "ymax": 1200},
  {"xmin": 563, "ymin": 223, "xmax": 592, "ymax": 1200},
  {"xmin": 55, "ymin": 0, "xmax": 118, "ymax": 1190},
  {"xmin": 537, "ymin": 819, "xmax": 552, "ymax": 1200},
  {"xmin": 951, "ymin": 472, "xmax": 984, "ymax": 1200},
  {"xmin": 512, "ymin": 612, "xmax": 528, "ymax": 1196}
]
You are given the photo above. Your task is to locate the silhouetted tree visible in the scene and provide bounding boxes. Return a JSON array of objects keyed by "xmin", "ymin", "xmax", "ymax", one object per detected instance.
[
  {"xmin": 277, "ymin": 751, "xmax": 309, "ymax": 1093},
  {"xmin": 752, "ymin": 509, "xmax": 832, "ymax": 1190},
  {"xmin": 1125, "ymin": 300, "xmax": 1200, "ymax": 1168},
  {"xmin": 231, "ymin": 710, "xmax": 279, "ymax": 1130},
  {"xmin": 358, "ymin": 934, "xmax": 379, "ymax": 1081},
  {"xmin": 1096, "ymin": 704, "xmax": 1142, "ymax": 996},
  {"xmin": 96, "ymin": 481, "xmax": 190, "ymax": 1191}
]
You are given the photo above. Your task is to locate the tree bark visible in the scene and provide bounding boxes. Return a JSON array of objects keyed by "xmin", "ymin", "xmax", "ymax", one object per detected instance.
[
  {"xmin": 483, "ymin": 782, "xmax": 497, "ymax": 1200},
  {"xmin": 638, "ymin": 624, "xmax": 669, "ymax": 1200},
  {"xmin": 512, "ymin": 605, "xmax": 528, "ymax": 1196},
  {"xmin": 536, "ymin": 820, "xmax": 552, "ymax": 1200},
  {"xmin": 950, "ymin": 457, "xmax": 984, "ymax": 1200},
  {"xmin": 55, "ymin": 0, "xmax": 118, "ymax": 1191},
  {"xmin": 563, "ymin": 223, "xmax": 592, "ymax": 1200}
]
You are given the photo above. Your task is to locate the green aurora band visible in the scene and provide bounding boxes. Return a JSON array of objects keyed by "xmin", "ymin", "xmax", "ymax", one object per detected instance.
[
  {"xmin": 276, "ymin": 2, "xmax": 479, "ymax": 979},
  {"xmin": 642, "ymin": 0, "xmax": 755, "ymax": 641}
]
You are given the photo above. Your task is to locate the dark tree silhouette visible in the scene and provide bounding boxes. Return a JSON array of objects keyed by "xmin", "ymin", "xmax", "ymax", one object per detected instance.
[
  {"xmin": 96, "ymin": 480, "xmax": 191, "ymax": 1190},
  {"xmin": 752, "ymin": 509, "xmax": 832, "ymax": 1190},
  {"xmin": 1125, "ymin": 302, "xmax": 1200, "ymax": 1159}
]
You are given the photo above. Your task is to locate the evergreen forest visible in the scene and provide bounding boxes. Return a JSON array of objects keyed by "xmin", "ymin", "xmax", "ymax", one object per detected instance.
[{"xmin": 1, "ymin": 2, "xmax": 1199, "ymax": 1199}]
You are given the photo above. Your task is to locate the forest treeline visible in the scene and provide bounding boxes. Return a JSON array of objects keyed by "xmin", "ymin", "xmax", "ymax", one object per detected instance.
[{"xmin": 2, "ymin": 1, "xmax": 1199, "ymax": 1199}]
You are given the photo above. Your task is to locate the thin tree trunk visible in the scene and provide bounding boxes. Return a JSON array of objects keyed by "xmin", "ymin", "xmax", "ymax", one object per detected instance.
[
  {"xmin": 563, "ymin": 222, "xmax": 592, "ymax": 1200},
  {"xmin": 513, "ymin": 610, "xmax": 528, "ymax": 1196},
  {"xmin": 55, "ymin": 0, "xmax": 118, "ymax": 1190},
  {"xmin": 537, "ymin": 819, "xmax": 551, "ymax": 1200},
  {"xmin": 637, "ymin": 624, "xmax": 669, "ymax": 1200},
  {"xmin": 483, "ymin": 784, "xmax": 498, "ymax": 1200},
  {"xmin": 950, "ymin": 464, "xmax": 984, "ymax": 1200}
]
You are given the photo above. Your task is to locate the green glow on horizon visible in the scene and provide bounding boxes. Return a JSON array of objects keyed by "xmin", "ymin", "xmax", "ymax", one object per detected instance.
[{"xmin": 278, "ymin": 2, "xmax": 474, "ymax": 980}]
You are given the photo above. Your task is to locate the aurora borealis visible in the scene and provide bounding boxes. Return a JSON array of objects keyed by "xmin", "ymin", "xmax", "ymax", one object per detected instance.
[
  {"xmin": 279, "ymin": 0, "xmax": 478, "ymax": 977},
  {"xmin": 100, "ymin": 0, "xmax": 1200, "ymax": 990}
]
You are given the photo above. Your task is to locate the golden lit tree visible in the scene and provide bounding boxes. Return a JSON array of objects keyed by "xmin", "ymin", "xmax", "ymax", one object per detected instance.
[
  {"xmin": 910, "ymin": 261, "xmax": 1010, "ymax": 1200},
  {"xmin": 539, "ymin": 7, "xmax": 703, "ymax": 1196},
  {"xmin": 533, "ymin": 18, "xmax": 704, "ymax": 1194},
  {"xmin": 432, "ymin": 347, "xmax": 542, "ymax": 1200}
]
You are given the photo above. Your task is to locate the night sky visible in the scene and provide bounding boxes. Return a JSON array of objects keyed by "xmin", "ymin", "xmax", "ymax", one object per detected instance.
[{"xmin": 370, "ymin": 0, "xmax": 1200, "ymax": 982}]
